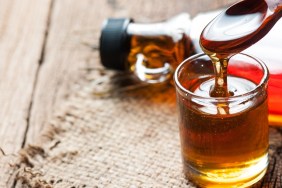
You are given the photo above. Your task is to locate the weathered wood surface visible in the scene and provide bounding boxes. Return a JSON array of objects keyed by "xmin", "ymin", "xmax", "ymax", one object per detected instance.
[
  {"xmin": 0, "ymin": 0, "xmax": 281, "ymax": 187},
  {"xmin": 0, "ymin": 0, "xmax": 51, "ymax": 156}
]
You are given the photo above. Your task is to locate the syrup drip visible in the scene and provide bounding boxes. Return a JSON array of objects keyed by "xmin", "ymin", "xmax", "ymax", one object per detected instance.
[{"xmin": 200, "ymin": 0, "xmax": 282, "ymax": 98}]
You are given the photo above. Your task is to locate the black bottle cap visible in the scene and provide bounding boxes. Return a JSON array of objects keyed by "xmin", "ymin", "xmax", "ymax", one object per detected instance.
[{"xmin": 99, "ymin": 18, "xmax": 133, "ymax": 71}]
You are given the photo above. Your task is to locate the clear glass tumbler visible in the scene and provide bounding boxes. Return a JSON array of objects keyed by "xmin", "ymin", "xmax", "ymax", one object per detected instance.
[{"xmin": 174, "ymin": 53, "xmax": 269, "ymax": 187}]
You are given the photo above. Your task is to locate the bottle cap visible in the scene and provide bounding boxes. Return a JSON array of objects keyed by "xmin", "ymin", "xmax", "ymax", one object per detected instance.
[{"xmin": 99, "ymin": 18, "xmax": 133, "ymax": 71}]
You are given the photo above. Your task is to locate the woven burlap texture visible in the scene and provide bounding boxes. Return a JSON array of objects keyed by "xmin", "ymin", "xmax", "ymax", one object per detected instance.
[
  {"xmin": 14, "ymin": 69, "xmax": 195, "ymax": 188},
  {"xmin": 5, "ymin": 69, "xmax": 282, "ymax": 188}
]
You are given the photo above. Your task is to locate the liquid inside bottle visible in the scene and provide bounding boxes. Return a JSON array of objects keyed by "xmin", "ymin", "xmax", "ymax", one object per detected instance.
[
  {"xmin": 100, "ymin": 13, "xmax": 195, "ymax": 84},
  {"xmin": 127, "ymin": 35, "xmax": 192, "ymax": 73},
  {"xmin": 126, "ymin": 14, "xmax": 195, "ymax": 83}
]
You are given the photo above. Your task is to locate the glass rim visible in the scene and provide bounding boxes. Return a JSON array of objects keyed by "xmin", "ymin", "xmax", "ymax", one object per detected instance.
[{"xmin": 174, "ymin": 52, "xmax": 269, "ymax": 102}]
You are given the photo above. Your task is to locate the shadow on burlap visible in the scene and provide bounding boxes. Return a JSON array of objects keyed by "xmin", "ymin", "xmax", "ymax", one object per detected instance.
[{"xmin": 1, "ymin": 69, "xmax": 282, "ymax": 188}]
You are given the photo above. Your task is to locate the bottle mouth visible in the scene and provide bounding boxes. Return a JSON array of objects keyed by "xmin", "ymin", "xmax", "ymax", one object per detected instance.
[{"xmin": 174, "ymin": 53, "xmax": 269, "ymax": 103}]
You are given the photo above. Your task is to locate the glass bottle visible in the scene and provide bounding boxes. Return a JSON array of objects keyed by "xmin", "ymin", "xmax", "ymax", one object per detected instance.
[{"xmin": 99, "ymin": 13, "xmax": 195, "ymax": 84}]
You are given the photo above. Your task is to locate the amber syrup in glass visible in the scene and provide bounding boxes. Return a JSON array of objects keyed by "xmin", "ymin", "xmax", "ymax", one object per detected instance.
[
  {"xmin": 178, "ymin": 75, "xmax": 268, "ymax": 187},
  {"xmin": 178, "ymin": 0, "xmax": 282, "ymax": 186}
]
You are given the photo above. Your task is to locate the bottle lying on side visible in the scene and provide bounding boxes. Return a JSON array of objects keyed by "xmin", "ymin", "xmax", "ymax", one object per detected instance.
[{"xmin": 99, "ymin": 10, "xmax": 282, "ymax": 126}]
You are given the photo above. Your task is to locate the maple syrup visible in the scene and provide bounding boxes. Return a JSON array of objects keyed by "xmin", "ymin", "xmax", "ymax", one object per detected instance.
[
  {"xmin": 175, "ymin": 0, "xmax": 282, "ymax": 186},
  {"xmin": 100, "ymin": 14, "xmax": 195, "ymax": 84},
  {"xmin": 175, "ymin": 53, "xmax": 269, "ymax": 187},
  {"xmin": 200, "ymin": 0, "xmax": 282, "ymax": 58},
  {"xmin": 200, "ymin": 0, "xmax": 282, "ymax": 98}
]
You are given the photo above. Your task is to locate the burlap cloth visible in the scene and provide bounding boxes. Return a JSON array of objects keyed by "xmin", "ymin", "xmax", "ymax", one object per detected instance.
[{"xmin": 1, "ymin": 68, "xmax": 282, "ymax": 187}]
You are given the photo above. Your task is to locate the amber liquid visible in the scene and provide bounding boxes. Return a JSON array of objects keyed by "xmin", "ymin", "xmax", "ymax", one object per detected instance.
[
  {"xmin": 178, "ymin": 76, "xmax": 269, "ymax": 187},
  {"xmin": 127, "ymin": 35, "xmax": 194, "ymax": 71},
  {"xmin": 200, "ymin": 0, "xmax": 282, "ymax": 57},
  {"xmin": 200, "ymin": 0, "xmax": 282, "ymax": 125},
  {"xmin": 200, "ymin": 0, "xmax": 282, "ymax": 97},
  {"xmin": 178, "ymin": 0, "xmax": 281, "ymax": 186}
]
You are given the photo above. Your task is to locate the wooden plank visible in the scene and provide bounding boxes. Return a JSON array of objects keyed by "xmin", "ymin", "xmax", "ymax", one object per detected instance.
[
  {"xmin": 0, "ymin": 0, "xmax": 51, "ymax": 155},
  {"xmin": 0, "ymin": 0, "xmax": 52, "ymax": 187},
  {"xmin": 25, "ymin": 0, "xmax": 109, "ymax": 144}
]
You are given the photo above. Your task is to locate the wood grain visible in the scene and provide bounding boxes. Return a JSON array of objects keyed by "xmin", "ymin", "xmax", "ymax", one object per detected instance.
[
  {"xmin": 0, "ymin": 0, "xmax": 51, "ymax": 187},
  {"xmin": 25, "ymin": 0, "xmax": 109, "ymax": 144},
  {"xmin": 0, "ymin": 0, "xmax": 51, "ymax": 155}
]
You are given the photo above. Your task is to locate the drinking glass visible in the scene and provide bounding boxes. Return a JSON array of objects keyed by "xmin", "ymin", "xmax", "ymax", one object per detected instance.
[{"xmin": 174, "ymin": 53, "xmax": 269, "ymax": 187}]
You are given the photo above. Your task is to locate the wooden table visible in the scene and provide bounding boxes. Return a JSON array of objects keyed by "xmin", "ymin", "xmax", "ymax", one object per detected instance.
[{"xmin": 0, "ymin": 0, "xmax": 281, "ymax": 187}]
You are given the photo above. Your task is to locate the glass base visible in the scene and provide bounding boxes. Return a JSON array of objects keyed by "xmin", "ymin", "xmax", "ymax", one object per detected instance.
[{"xmin": 184, "ymin": 154, "xmax": 268, "ymax": 188}]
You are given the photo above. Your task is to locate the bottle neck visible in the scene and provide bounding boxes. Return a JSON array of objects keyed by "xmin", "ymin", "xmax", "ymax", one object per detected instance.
[
  {"xmin": 127, "ymin": 13, "xmax": 192, "ymax": 43},
  {"xmin": 127, "ymin": 23, "xmax": 167, "ymax": 36}
]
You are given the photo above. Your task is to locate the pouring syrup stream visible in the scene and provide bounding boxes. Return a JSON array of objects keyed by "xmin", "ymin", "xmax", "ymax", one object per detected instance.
[{"xmin": 200, "ymin": 0, "xmax": 282, "ymax": 97}]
